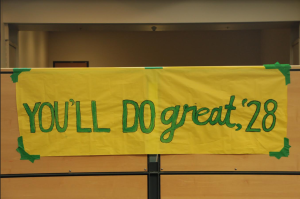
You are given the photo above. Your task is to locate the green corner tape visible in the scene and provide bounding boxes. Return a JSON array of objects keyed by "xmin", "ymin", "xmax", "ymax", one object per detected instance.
[
  {"xmin": 264, "ymin": 62, "xmax": 291, "ymax": 85},
  {"xmin": 16, "ymin": 136, "xmax": 40, "ymax": 163},
  {"xmin": 269, "ymin": 137, "xmax": 291, "ymax": 159},
  {"xmin": 145, "ymin": 67, "xmax": 163, "ymax": 69},
  {"xmin": 10, "ymin": 68, "xmax": 31, "ymax": 83}
]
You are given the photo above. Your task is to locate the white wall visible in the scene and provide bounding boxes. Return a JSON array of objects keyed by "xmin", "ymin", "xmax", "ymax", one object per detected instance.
[
  {"xmin": 47, "ymin": 30, "xmax": 262, "ymax": 67},
  {"xmin": 3, "ymin": 0, "xmax": 300, "ymax": 24},
  {"xmin": 19, "ymin": 31, "xmax": 48, "ymax": 68}
]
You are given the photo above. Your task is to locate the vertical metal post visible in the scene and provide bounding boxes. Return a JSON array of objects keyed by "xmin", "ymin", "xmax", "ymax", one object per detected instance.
[{"xmin": 147, "ymin": 154, "xmax": 160, "ymax": 199}]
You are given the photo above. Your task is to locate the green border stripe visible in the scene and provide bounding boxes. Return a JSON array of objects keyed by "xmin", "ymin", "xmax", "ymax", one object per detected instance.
[
  {"xmin": 16, "ymin": 136, "xmax": 40, "ymax": 163},
  {"xmin": 10, "ymin": 68, "xmax": 31, "ymax": 83},
  {"xmin": 264, "ymin": 62, "xmax": 291, "ymax": 85},
  {"xmin": 269, "ymin": 137, "xmax": 291, "ymax": 159}
]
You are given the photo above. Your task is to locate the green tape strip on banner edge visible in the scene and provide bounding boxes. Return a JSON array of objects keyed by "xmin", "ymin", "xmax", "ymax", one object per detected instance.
[
  {"xmin": 10, "ymin": 68, "xmax": 31, "ymax": 83},
  {"xmin": 145, "ymin": 67, "xmax": 163, "ymax": 69},
  {"xmin": 264, "ymin": 62, "xmax": 291, "ymax": 85},
  {"xmin": 269, "ymin": 137, "xmax": 291, "ymax": 159},
  {"xmin": 16, "ymin": 136, "xmax": 40, "ymax": 163}
]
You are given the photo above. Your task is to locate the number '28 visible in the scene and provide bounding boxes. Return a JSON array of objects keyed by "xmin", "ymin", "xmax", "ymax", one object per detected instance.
[{"xmin": 246, "ymin": 99, "xmax": 277, "ymax": 132}]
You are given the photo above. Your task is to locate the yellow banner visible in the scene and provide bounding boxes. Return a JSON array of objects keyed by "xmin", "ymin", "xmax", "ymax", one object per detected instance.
[{"xmin": 15, "ymin": 66, "xmax": 288, "ymax": 156}]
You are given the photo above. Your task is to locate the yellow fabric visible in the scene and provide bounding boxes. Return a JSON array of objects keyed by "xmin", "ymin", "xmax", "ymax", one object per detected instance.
[{"xmin": 16, "ymin": 67, "xmax": 287, "ymax": 156}]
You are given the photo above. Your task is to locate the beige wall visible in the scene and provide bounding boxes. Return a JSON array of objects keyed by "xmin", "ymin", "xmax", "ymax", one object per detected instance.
[
  {"xmin": 19, "ymin": 31, "xmax": 48, "ymax": 68},
  {"xmin": 2, "ymin": 0, "xmax": 299, "ymax": 68},
  {"xmin": 261, "ymin": 29, "xmax": 291, "ymax": 64},
  {"xmin": 1, "ymin": 24, "xmax": 6, "ymax": 67},
  {"xmin": 17, "ymin": 29, "xmax": 293, "ymax": 68},
  {"xmin": 48, "ymin": 30, "xmax": 262, "ymax": 67},
  {"xmin": 0, "ymin": 0, "xmax": 4, "ymax": 68},
  {"xmin": 293, "ymin": 41, "xmax": 299, "ymax": 64},
  {"xmin": 295, "ymin": 24, "xmax": 300, "ymax": 64},
  {"xmin": 2, "ymin": 24, "xmax": 9, "ymax": 68},
  {"xmin": 2, "ymin": 0, "xmax": 300, "ymax": 24},
  {"xmin": 9, "ymin": 44, "xmax": 16, "ymax": 68}
]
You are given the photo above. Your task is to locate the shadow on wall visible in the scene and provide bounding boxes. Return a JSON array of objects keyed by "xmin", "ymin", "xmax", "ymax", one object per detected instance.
[{"xmin": 18, "ymin": 29, "xmax": 291, "ymax": 67}]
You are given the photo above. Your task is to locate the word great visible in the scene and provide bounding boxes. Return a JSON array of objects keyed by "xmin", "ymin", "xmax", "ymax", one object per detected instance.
[
  {"xmin": 23, "ymin": 96, "xmax": 277, "ymax": 143},
  {"xmin": 123, "ymin": 96, "xmax": 237, "ymax": 143}
]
